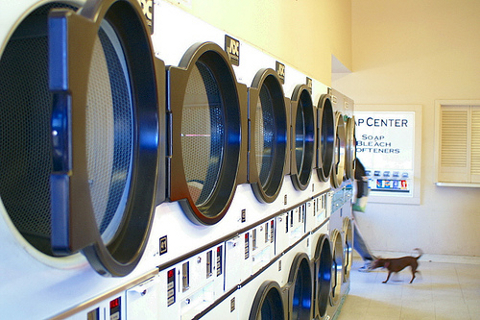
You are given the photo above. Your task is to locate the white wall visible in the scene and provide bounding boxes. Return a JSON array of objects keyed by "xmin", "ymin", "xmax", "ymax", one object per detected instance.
[{"xmin": 333, "ymin": 0, "xmax": 480, "ymax": 257}]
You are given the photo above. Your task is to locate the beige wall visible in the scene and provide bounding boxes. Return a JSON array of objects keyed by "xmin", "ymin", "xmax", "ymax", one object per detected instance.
[
  {"xmin": 333, "ymin": 0, "xmax": 480, "ymax": 256},
  {"xmin": 170, "ymin": 0, "xmax": 352, "ymax": 86},
  {"xmin": 169, "ymin": 0, "xmax": 480, "ymax": 257}
]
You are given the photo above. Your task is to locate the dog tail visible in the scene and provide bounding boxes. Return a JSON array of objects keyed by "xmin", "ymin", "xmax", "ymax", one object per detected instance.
[{"xmin": 414, "ymin": 248, "xmax": 423, "ymax": 259}]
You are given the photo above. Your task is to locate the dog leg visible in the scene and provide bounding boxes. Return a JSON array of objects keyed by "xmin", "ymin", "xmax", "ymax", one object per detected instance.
[
  {"xmin": 410, "ymin": 267, "xmax": 416, "ymax": 283},
  {"xmin": 383, "ymin": 271, "xmax": 392, "ymax": 283}
]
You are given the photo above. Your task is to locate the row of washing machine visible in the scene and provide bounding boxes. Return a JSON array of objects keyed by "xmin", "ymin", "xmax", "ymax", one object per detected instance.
[
  {"xmin": 0, "ymin": 0, "xmax": 356, "ymax": 319},
  {"xmin": 60, "ymin": 191, "xmax": 354, "ymax": 320}
]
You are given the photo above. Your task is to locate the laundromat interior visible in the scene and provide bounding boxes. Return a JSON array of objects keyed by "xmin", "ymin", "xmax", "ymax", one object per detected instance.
[{"xmin": 1, "ymin": 0, "xmax": 480, "ymax": 319}]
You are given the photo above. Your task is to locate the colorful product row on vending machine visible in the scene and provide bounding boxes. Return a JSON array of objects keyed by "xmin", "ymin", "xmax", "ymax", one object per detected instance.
[{"xmin": 366, "ymin": 170, "xmax": 411, "ymax": 192}]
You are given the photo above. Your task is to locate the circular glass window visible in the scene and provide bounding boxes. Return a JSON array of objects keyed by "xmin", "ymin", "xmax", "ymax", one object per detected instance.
[
  {"xmin": 249, "ymin": 282, "xmax": 285, "ymax": 320},
  {"xmin": 250, "ymin": 70, "xmax": 287, "ymax": 202},
  {"xmin": 170, "ymin": 43, "xmax": 242, "ymax": 225},
  {"xmin": 331, "ymin": 113, "xmax": 346, "ymax": 188},
  {"xmin": 292, "ymin": 87, "xmax": 315, "ymax": 191},
  {"xmin": 343, "ymin": 218, "xmax": 353, "ymax": 282},
  {"xmin": 330, "ymin": 230, "xmax": 344, "ymax": 306},
  {"xmin": 345, "ymin": 116, "xmax": 356, "ymax": 180},
  {"xmin": 295, "ymin": 103, "xmax": 307, "ymax": 173},
  {"xmin": 317, "ymin": 95, "xmax": 335, "ymax": 182},
  {"xmin": 255, "ymin": 85, "xmax": 276, "ymax": 188},
  {"xmin": 181, "ymin": 61, "xmax": 225, "ymax": 206},
  {"xmin": 315, "ymin": 236, "xmax": 332, "ymax": 318},
  {"xmin": 291, "ymin": 257, "xmax": 313, "ymax": 319}
]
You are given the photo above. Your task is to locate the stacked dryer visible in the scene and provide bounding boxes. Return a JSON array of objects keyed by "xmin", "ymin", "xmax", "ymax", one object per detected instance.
[
  {"xmin": 327, "ymin": 88, "xmax": 357, "ymax": 316},
  {"xmin": 0, "ymin": 0, "xmax": 358, "ymax": 319}
]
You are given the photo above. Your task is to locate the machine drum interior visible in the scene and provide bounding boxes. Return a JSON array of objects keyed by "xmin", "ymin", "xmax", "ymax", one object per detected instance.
[
  {"xmin": 249, "ymin": 281, "xmax": 285, "ymax": 320},
  {"xmin": 47, "ymin": 0, "xmax": 161, "ymax": 276},
  {"xmin": 255, "ymin": 85, "xmax": 276, "ymax": 188},
  {"xmin": 291, "ymin": 86, "xmax": 315, "ymax": 191},
  {"xmin": 331, "ymin": 113, "xmax": 346, "ymax": 188},
  {"xmin": 343, "ymin": 218, "xmax": 354, "ymax": 282},
  {"xmin": 85, "ymin": 19, "xmax": 135, "ymax": 246},
  {"xmin": 169, "ymin": 43, "xmax": 242, "ymax": 225},
  {"xmin": 250, "ymin": 69, "xmax": 287, "ymax": 203},
  {"xmin": 314, "ymin": 236, "xmax": 332, "ymax": 318},
  {"xmin": 0, "ymin": 3, "xmax": 77, "ymax": 256},
  {"xmin": 182, "ymin": 60, "xmax": 225, "ymax": 207},
  {"xmin": 345, "ymin": 116, "xmax": 356, "ymax": 180},
  {"xmin": 316, "ymin": 95, "xmax": 335, "ymax": 182},
  {"xmin": 290, "ymin": 256, "xmax": 313, "ymax": 320},
  {"xmin": 330, "ymin": 230, "xmax": 344, "ymax": 306}
]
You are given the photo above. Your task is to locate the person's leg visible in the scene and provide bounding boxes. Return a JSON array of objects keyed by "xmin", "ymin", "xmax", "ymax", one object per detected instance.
[
  {"xmin": 356, "ymin": 179, "xmax": 365, "ymax": 198},
  {"xmin": 353, "ymin": 216, "xmax": 375, "ymax": 271}
]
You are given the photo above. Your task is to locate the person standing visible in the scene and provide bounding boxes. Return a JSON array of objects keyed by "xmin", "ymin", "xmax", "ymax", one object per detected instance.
[{"xmin": 353, "ymin": 158, "xmax": 375, "ymax": 272}]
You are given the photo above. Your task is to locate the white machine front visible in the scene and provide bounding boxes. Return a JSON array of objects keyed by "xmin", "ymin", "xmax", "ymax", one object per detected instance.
[{"xmin": 0, "ymin": 1, "xmax": 355, "ymax": 319}]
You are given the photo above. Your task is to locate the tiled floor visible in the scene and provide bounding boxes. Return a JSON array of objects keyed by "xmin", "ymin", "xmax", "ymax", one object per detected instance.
[{"xmin": 337, "ymin": 253, "xmax": 480, "ymax": 320}]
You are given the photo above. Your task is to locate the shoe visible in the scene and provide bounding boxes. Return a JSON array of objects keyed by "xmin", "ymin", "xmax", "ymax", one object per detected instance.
[
  {"xmin": 358, "ymin": 261, "xmax": 372, "ymax": 272},
  {"xmin": 353, "ymin": 204, "xmax": 365, "ymax": 212}
]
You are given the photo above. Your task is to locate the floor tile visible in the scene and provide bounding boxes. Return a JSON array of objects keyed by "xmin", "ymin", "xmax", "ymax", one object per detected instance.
[{"xmin": 336, "ymin": 255, "xmax": 480, "ymax": 320}]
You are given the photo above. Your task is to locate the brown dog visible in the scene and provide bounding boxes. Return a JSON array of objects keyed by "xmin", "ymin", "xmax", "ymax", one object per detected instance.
[{"xmin": 371, "ymin": 248, "xmax": 423, "ymax": 283}]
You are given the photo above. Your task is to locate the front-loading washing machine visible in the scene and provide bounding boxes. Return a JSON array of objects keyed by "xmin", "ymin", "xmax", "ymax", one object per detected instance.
[
  {"xmin": 316, "ymin": 94, "xmax": 335, "ymax": 183},
  {"xmin": 0, "ymin": 0, "xmax": 166, "ymax": 318},
  {"xmin": 342, "ymin": 216, "xmax": 354, "ymax": 290},
  {"xmin": 152, "ymin": 39, "xmax": 254, "ymax": 272},
  {"xmin": 328, "ymin": 226, "xmax": 344, "ymax": 318},
  {"xmin": 290, "ymin": 85, "xmax": 316, "ymax": 193},
  {"xmin": 246, "ymin": 238, "xmax": 314, "ymax": 320},
  {"xmin": 330, "ymin": 111, "xmax": 347, "ymax": 189},
  {"xmin": 311, "ymin": 232, "xmax": 333, "ymax": 320},
  {"xmin": 189, "ymin": 201, "xmax": 315, "ymax": 320},
  {"xmin": 166, "ymin": 40, "xmax": 248, "ymax": 226},
  {"xmin": 329, "ymin": 88, "xmax": 356, "ymax": 183},
  {"xmin": 326, "ymin": 87, "xmax": 357, "ymax": 319},
  {"xmin": 328, "ymin": 89, "xmax": 356, "ymax": 294},
  {"xmin": 48, "ymin": 0, "xmax": 165, "ymax": 276},
  {"xmin": 345, "ymin": 116, "xmax": 356, "ymax": 181},
  {"xmin": 248, "ymin": 68, "xmax": 289, "ymax": 204}
]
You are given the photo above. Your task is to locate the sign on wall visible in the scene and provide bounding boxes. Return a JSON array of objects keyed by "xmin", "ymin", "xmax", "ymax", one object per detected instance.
[{"xmin": 354, "ymin": 105, "xmax": 422, "ymax": 205}]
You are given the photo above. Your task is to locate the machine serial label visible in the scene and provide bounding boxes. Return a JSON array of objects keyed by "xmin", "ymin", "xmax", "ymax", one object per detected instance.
[{"xmin": 160, "ymin": 236, "xmax": 168, "ymax": 255}]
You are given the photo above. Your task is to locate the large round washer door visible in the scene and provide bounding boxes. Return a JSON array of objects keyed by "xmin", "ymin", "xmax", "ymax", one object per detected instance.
[
  {"xmin": 249, "ymin": 69, "xmax": 288, "ymax": 203},
  {"xmin": 167, "ymin": 42, "xmax": 244, "ymax": 225},
  {"xmin": 249, "ymin": 281, "xmax": 286, "ymax": 320},
  {"xmin": 313, "ymin": 235, "xmax": 332, "ymax": 319},
  {"xmin": 343, "ymin": 218, "xmax": 354, "ymax": 282},
  {"xmin": 330, "ymin": 229, "xmax": 344, "ymax": 306},
  {"xmin": 331, "ymin": 113, "xmax": 346, "ymax": 188},
  {"xmin": 316, "ymin": 94, "xmax": 335, "ymax": 182},
  {"xmin": 48, "ymin": 0, "xmax": 161, "ymax": 276},
  {"xmin": 0, "ymin": 2, "xmax": 79, "ymax": 257},
  {"xmin": 345, "ymin": 116, "xmax": 356, "ymax": 180},
  {"xmin": 287, "ymin": 253, "xmax": 313, "ymax": 320},
  {"xmin": 291, "ymin": 85, "xmax": 315, "ymax": 191}
]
